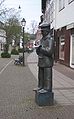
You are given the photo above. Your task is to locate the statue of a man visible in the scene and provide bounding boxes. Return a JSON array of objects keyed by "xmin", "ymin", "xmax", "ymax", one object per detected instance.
[{"xmin": 36, "ymin": 22, "xmax": 54, "ymax": 92}]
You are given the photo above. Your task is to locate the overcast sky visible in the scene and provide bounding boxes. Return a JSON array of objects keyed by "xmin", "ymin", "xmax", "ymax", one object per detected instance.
[{"xmin": 4, "ymin": 0, "xmax": 42, "ymax": 32}]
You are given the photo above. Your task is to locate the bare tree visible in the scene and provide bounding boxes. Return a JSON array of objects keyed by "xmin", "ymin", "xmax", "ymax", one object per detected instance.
[
  {"xmin": 0, "ymin": 0, "xmax": 10, "ymax": 20},
  {"xmin": 0, "ymin": 0, "xmax": 21, "ymax": 22},
  {"xmin": 30, "ymin": 20, "xmax": 37, "ymax": 34}
]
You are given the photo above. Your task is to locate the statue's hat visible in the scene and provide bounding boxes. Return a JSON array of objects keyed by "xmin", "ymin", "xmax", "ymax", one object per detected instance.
[{"xmin": 39, "ymin": 21, "xmax": 50, "ymax": 29}]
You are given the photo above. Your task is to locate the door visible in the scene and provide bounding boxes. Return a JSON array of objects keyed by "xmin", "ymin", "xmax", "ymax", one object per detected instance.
[{"xmin": 70, "ymin": 34, "xmax": 74, "ymax": 68}]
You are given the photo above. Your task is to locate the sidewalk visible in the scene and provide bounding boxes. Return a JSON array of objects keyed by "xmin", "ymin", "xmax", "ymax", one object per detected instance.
[
  {"xmin": 27, "ymin": 50, "xmax": 74, "ymax": 106},
  {"xmin": 0, "ymin": 51, "xmax": 74, "ymax": 119}
]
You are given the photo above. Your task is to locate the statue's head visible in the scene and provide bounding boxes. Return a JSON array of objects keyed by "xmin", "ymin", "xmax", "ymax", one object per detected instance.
[{"xmin": 39, "ymin": 21, "xmax": 50, "ymax": 36}]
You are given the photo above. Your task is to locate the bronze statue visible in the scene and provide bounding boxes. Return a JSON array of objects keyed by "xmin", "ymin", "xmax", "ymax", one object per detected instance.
[{"xmin": 36, "ymin": 22, "xmax": 54, "ymax": 92}]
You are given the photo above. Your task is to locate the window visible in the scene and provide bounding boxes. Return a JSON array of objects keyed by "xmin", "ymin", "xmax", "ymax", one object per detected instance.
[
  {"xmin": 45, "ymin": 0, "xmax": 50, "ymax": 23},
  {"xmin": 46, "ymin": 0, "xmax": 50, "ymax": 10},
  {"xmin": 59, "ymin": 0, "xmax": 65, "ymax": 11},
  {"xmin": 71, "ymin": 34, "xmax": 74, "ymax": 65},
  {"xmin": 68, "ymin": 0, "xmax": 74, "ymax": 4},
  {"xmin": 59, "ymin": 36, "xmax": 65, "ymax": 60},
  {"xmin": 50, "ymin": 1, "xmax": 54, "ymax": 23}
]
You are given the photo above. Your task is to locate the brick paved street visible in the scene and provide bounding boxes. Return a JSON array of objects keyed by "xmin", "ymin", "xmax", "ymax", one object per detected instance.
[{"xmin": 0, "ymin": 52, "xmax": 74, "ymax": 119}]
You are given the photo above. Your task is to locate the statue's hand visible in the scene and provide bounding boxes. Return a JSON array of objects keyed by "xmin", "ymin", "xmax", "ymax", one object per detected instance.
[{"xmin": 36, "ymin": 45, "xmax": 42, "ymax": 55}]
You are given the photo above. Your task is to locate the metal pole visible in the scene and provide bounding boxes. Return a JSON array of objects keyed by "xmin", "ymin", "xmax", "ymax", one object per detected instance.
[{"xmin": 23, "ymin": 27, "xmax": 25, "ymax": 66}]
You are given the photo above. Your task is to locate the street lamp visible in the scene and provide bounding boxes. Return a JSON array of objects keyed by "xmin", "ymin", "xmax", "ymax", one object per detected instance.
[{"xmin": 21, "ymin": 18, "xmax": 26, "ymax": 66}]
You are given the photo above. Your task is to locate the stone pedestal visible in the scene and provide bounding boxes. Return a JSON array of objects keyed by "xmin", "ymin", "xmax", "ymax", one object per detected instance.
[{"xmin": 35, "ymin": 89, "xmax": 54, "ymax": 106}]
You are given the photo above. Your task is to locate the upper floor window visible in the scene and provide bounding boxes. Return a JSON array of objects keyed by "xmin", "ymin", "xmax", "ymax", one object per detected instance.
[
  {"xmin": 59, "ymin": 0, "xmax": 65, "ymax": 11},
  {"xmin": 68, "ymin": 0, "xmax": 74, "ymax": 4},
  {"xmin": 46, "ymin": 0, "xmax": 50, "ymax": 10},
  {"xmin": 50, "ymin": 1, "xmax": 54, "ymax": 23}
]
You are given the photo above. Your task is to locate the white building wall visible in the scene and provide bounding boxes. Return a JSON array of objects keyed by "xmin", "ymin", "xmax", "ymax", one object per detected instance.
[
  {"xmin": 55, "ymin": 0, "xmax": 74, "ymax": 29},
  {"xmin": 0, "ymin": 28, "xmax": 6, "ymax": 50},
  {"xmin": 0, "ymin": 29, "xmax": 6, "ymax": 43}
]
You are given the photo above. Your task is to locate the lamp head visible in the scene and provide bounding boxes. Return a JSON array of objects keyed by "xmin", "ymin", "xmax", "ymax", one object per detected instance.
[{"xmin": 21, "ymin": 18, "xmax": 26, "ymax": 27}]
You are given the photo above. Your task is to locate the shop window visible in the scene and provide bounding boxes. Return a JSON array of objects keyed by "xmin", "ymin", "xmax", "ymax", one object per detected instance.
[{"xmin": 59, "ymin": 36, "xmax": 65, "ymax": 60}]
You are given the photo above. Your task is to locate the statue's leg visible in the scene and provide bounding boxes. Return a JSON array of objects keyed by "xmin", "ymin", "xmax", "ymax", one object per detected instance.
[
  {"xmin": 38, "ymin": 67, "xmax": 44, "ymax": 89},
  {"xmin": 44, "ymin": 67, "xmax": 52, "ymax": 92}
]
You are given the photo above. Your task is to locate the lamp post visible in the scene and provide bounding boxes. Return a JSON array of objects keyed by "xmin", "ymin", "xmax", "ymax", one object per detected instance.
[{"xmin": 21, "ymin": 18, "xmax": 26, "ymax": 66}]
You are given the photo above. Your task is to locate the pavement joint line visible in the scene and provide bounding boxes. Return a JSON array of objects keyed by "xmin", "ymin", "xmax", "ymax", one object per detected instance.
[
  {"xmin": 53, "ymin": 87, "xmax": 74, "ymax": 90},
  {"xmin": 0, "ymin": 59, "xmax": 13, "ymax": 75},
  {"xmin": 27, "ymin": 61, "xmax": 37, "ymax": 64}
]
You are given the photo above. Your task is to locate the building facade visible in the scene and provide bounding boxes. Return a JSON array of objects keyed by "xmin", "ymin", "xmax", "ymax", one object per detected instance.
[
  {"xmin": 55, "ymin": 0, "xmax": 74, "ymax": 68},
  {"xmin": 41, "ymin": 0, "xmax": 74, "ymax": 68},
  {"xmin": 0, "ymin": 21, "xmax": 6, "ymax": 50}
]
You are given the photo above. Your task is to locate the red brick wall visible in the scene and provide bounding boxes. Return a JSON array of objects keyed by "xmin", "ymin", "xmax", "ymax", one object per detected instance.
[{"xmin": 55, "ymin": 27, "xmax": 70, "ymax": 66}]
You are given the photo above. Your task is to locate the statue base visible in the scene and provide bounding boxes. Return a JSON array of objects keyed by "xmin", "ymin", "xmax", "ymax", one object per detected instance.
[{"xmin": 35, "ymin": 89, "xmax": 54, "ymax": 106}]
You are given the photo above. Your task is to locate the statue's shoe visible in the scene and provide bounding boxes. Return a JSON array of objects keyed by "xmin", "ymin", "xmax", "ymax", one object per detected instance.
[
  {"xmin": 38, "ymin": 89, "xmax": 47, "ymax": 93},
  {"xmin": 33, "ymin": 87, "xmax": 41, "ymax": 91}
]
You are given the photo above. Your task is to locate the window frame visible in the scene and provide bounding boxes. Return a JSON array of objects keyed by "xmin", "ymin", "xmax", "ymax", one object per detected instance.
[
  {"xmin": 50, "ymin": 1, "xmax": 54, "ymax": 23},
  {"xmin": 68, "ymin": 0, "xmax": 74, "ymax": 4},
  {"xmin": 59, "ymin": 0, "xmax": 65, "ymax": 11}
]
